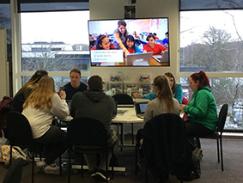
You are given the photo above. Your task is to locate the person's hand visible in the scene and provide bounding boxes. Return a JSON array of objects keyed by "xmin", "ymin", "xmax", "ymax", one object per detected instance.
[
  {"xmin": 180, "ymin": 104, "xmax": 186, "ymax": 111},
  {"xmin": 59, "ymin": 90, "xmax": 66, "ymax": 100}
]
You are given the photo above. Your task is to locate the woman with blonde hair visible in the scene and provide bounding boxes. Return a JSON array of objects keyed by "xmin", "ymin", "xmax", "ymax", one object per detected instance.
[
  {"xmin": 22, "ymin": 76, "xmax": 69, "ymax": 173},
  {"xmin": 12, "ymin": 70, "xmax": 48, "ymax": 112},
  {"xmin": 144, "ymin": 75, "xmax": 180, "ymax": 123}
]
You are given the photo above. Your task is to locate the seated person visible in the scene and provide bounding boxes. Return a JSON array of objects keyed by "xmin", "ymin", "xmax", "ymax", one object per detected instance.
[
  {"xmin": 70, "ymin": 75, "xmax": 117, "ymax": 180},
  {"xmin": 133, "ymin": 72, "xmax": 184, "ymax": 104},
  {"xmin": 61, "ymin": 68, "xmax": 87, "ymax": 101},
  {"xmin": 124, "ymin": 35, "xmax": 142, "ymax": 54},
  {"xmin": 143, "ymin": 33, "xmax": 167, "ymax": 55},
  {"xmin": 93, "ymin": 34, "xmax": 115, "ymax": 50},
  {"xmin": 12, "ymin": 70, "xmax": 48, "ymax": 112},
  {"xmin": 144, "ymin": 75, "xmax": 180, "ymax": 123},
  {"xmin": 180, "ymin": 71, "xmax": 218, "ymax": 137},
  {"xmin": 22, "ymin": 76, "xmax": 69, "ymax": 173}
]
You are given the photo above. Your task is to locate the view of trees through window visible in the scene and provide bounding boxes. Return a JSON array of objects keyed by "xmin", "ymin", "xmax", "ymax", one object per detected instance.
[
  {"xmin": 180, "ymin": 10, "xmax": 243, "ymax": 72},
  {"xmin": 180, "ymin": 10, "xmax": 243, "ymax": 130}
]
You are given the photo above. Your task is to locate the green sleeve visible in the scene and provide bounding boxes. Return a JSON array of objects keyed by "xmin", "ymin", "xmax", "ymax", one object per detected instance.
[
  {"xmin": 175, "ymin": 84, "xmax": 183, "ymax": 104},
  {"xmin": 184, "ymin": 91, "xmax": 209, "ymax": 117}
]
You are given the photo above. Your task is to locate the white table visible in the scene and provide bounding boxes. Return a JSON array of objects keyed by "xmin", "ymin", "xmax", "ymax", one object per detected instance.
[{"xmin": 112, "ymin": 107, "xmax": 144, "ymax": 150}]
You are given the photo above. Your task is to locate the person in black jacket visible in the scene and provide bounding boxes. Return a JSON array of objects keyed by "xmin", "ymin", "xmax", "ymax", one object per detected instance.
[{"xmin": 143, "ymin": 113, "xmax": 195, "ymax": 182}]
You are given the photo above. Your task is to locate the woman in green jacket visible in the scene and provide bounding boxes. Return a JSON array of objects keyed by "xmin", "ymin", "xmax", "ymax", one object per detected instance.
[{"xmin": 181, "ymin": 71, "xmax": 218, "ymax": 137}]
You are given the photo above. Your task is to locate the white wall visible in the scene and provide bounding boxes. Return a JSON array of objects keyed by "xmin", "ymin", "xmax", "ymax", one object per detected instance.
[
  {"xmin": 89, "ymin": 0, "xmax": 179, "ymax": 82},
  {"xmin": 0, "ymin": 29, "xmax": 9, "ymax": 98}
]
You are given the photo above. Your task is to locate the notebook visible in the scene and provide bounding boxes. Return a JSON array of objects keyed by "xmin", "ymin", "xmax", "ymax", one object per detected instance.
[
  {"xmin": 126, "ymin": 52, "xmax": 153, "ymax": 66},
  {"xmin": 135, "ymin": 102, "xmax": 148, "ymax": 119}
]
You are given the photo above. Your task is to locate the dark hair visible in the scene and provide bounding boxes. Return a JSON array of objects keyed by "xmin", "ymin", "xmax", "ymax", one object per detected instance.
[
  {"xmin": 16, "ymin": 70, "xmax": 48, "ymax": 95},
  {"xmin": 190, "ymin": 71, "xmax": 210, "ymax": 89},
  {"xmin": 118, "ymin": 20, "xmax": 127, "ymax": 27},
  {"xmin": 30, "ymin": 70, "xmax": 48, "ymax": 83},
  {"xmin": 125, "ymin": 35, "xmax": 135, "ymax": 50},
  {"xmin": 70, "ymin": 68, "xmax": 81, "ymax": 76},
  {"xmin": 153, "ymin": 75, "xmax": 174, "ymax": 112},
  {"xmin": 117, "ymin": 20, "xmax": 128, "ymax": 40},
  {"xmin": 96, "ymin": 34, "xmax": 108, "ymax": 50},
  {"xmin": 164, "ymin": 72, "xmax": 176, "ymax": 93},
  {"xmin": 146, "ymin": 33, "xmax": 156, "ymax": 41},
  {"xmin": 88, "ymin": 75, "xmax": 103, "ymax": 92}
]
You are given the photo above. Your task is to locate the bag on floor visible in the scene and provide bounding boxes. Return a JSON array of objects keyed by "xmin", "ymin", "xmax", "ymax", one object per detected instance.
[{"xmin": 0, "ymin": 145, "xmax": 27, "ymax": 165}]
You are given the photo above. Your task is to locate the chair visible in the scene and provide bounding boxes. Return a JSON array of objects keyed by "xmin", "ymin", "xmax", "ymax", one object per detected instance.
[
  {"xmin": 67, "ymin": 117, "xmax": 115, "ymax": 183},
  {"xmin": 196, "ymin": 103, "xmax": 228, "ymax": 171},
  {"xmin": 142, "ymin": 113, "xmax": 192, "ymax": 183},
  {"xmin": 112, "ymin": 93, "xmax": 134, "ymax": 106},
  {"xmin": 6, "ymin": 111, "xmax": 37, "ymax": 183},
  {"xmin": 6, "ymin": 111, "xmax": 63, "ymax": 183}
]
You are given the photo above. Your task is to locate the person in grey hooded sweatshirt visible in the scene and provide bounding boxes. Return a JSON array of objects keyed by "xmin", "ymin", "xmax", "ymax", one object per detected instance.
[{"xmin": 70, "ymin": 75, "xmax": 117, "ymax": 180}]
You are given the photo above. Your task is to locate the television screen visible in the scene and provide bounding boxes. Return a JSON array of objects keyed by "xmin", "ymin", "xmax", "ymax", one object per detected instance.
[{"xmin": 88, "ymin": 18, "xmax": 169, "ymax": 67}]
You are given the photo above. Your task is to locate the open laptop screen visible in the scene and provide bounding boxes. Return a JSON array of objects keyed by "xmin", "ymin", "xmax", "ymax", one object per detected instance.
[{"xmin": 135, "ymin": 102, "xmax": 148, "ymax": 115}]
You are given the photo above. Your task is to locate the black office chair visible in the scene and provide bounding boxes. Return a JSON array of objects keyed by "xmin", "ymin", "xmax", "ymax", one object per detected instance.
[
  {"xmin": 6, "ymin": 111, "xmax": 63, "ymax": 183},
  {"xmin": 196, "ymin": 103, "xmax": 228, "ymax": 171},
  {"xmin": 6, "ymin": 111, "xmax": 37, "ymax": 183},
  {"xmin": 112, "ymin": 93, "xmax": 134, "ymax": 105},
  {"xmin": 142, "ymin": 113, "xmax": 192, "ymax": 183},
  {"xmin": 67, "ymin": 117, "xmax": 115, "ymax": 183}
]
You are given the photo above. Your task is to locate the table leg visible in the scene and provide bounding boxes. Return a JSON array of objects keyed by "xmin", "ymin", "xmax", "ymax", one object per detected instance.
[
  {"xmin": 120, "ymin": 123, "xmax": 124, "ymax": 151},
  {"xmin": 131, "ymin": 123, "xmax": 134, "ymax": 144}
]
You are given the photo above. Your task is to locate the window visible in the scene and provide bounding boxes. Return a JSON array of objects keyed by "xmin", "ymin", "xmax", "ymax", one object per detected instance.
[
  {"xmin": 180, "ymin": 77, "xmax": 243, "ymax": 131},
  {"xmin": 180, "ymin": 10, "xmax": 243, "ymax": 72},
  {"xmin": 21, "ymin": 11, "xmax": 90, "ymax": 73},
  {"xmin": 180, "ymin": 0, "xmax": 243, "ymax": 131}
]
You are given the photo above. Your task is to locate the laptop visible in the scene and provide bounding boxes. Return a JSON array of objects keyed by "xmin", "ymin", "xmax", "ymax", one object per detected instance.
[
  {"xmin": 152, "ymin": 51, "xmax": 169, "ymax": 63},
  {"xmin": 126, "ymin": 52, "xmax": 153, "ymax": 66},
  {"xmin": 135, "ymin": 102, "xmax": 148, "ymax": 119}
]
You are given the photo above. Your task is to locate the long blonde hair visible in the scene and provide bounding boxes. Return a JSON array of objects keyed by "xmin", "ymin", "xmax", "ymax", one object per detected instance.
[
  {"xmin": 16, "ymin": 70, "xmax": 48, "ymax": 96},
  {"xmin": 23, "ymin": 76, "xmax": 55, "ymax": 110},
  {"xmin": 153, "ymin": 75, "xmax": 174, "ymax": 112}
]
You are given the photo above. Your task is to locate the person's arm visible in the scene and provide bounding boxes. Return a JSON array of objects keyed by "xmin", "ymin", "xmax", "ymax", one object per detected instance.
[
  {"xmin": 175, "ymin": 84, "xmax": 183, "ymax": 104},
  {"xmin": 51, "ymin": 93, "xmax": 69, "ymax": 119},
  {"xmin": 144, "ymin": 102, "xmax": 154, "ymax": 123},
  {"xmin": 114, "ymin": 32, "xmax": 129, "ymax": 56},
  {"xmin": 184, "ymin": 91, "xmax": 209, "ymax": 117},
  {"xmin": 143, "ymin": 92, "xmax": 156, "ymax": 100}
]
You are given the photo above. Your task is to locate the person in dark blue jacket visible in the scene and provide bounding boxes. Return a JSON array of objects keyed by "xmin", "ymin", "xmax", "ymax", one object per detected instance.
[{"xmin": 61, "ymin": 68, "xmax": 87, "ymax": 101}]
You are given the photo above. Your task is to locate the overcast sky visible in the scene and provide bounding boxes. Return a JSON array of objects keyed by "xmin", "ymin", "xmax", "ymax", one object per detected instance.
[
  {"xmin": 21, "ymin": 10, "xmax": 243, "ymax": 48},
  {"xmin": 181, "ymin": 10, "xmax": 243, "ymax": 47},
  {"xmin": 21, "ymin": 11, "xmax": 89, "ymax": 45}
]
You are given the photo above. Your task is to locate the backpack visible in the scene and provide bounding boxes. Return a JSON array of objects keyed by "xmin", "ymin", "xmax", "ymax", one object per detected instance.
[{"xmin": 0, "ymin": 96, "xmax": 13, "ymax": 136}]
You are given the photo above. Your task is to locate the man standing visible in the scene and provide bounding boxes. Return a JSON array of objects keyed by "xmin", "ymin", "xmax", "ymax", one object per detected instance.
[{"xmin": 62, "ymin": 68, "xmax": 87, "ymax": 100}]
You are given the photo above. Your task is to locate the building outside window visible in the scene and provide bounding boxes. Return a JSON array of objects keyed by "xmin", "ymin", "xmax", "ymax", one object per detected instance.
[{"xmin": 20, "ymin": 11, "xmax": 90, "ymax": 89}]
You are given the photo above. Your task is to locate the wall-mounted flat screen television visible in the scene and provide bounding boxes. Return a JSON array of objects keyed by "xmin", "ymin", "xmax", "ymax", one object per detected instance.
[{"xmin": 88, "ymin": 18, "xmax": 169, "ymax": 67}]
